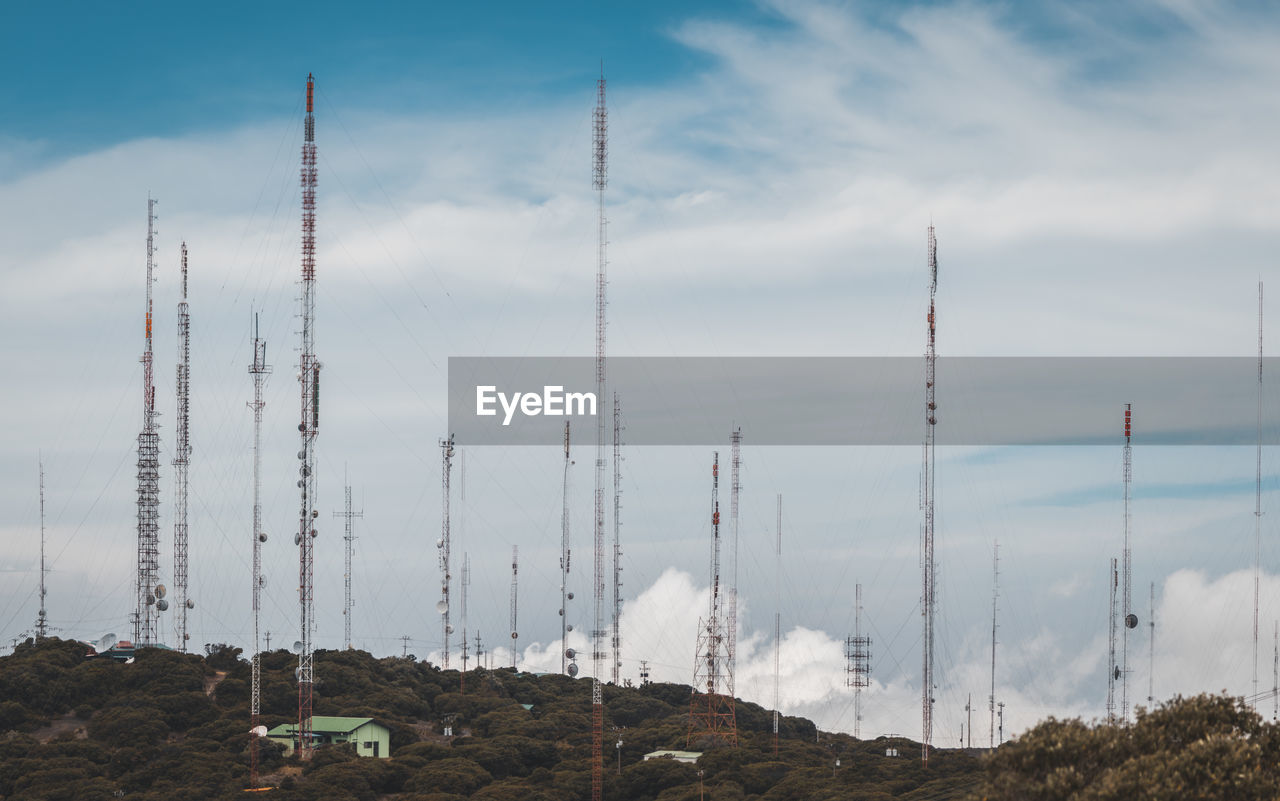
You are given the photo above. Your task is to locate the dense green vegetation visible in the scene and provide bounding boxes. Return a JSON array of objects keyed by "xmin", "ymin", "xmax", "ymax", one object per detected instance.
[{"xmin": 0, "ymin": 637, "xmax": 980, "ymax": 799}]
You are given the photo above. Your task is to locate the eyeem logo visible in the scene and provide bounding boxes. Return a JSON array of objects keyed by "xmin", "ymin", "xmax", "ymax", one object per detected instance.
[{"xmin": 476, "ymin": 385, "xmax": 598, "ymax": 426}]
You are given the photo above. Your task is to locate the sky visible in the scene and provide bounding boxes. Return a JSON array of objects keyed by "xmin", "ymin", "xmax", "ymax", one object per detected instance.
[{"xmin": 1, "ymin": 0, "xmax": 1279, "ymax": 745}]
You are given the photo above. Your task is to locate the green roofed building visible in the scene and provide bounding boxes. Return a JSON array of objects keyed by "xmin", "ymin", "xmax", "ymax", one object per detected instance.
[{"xmin": 265, "ymin": 716, "xmax": 390, "ymax": 758}]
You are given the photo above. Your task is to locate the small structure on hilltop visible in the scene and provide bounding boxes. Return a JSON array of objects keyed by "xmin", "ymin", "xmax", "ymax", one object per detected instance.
[
  {"xmin": 266, "ymin": 716, "xmax": 390, "ymax": 758},
  {"xmin": 643, "ymin": 750, "xmax": 702, "ymax": 764}
]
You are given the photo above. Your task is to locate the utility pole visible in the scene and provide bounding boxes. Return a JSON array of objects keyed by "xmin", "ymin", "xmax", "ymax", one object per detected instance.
[
  {"xmin": 134, "ymin": 196, "xmax": 161, "ymax": 648},
  {"xmin": 921, "ymin": 224, "xmax": 939, "ymax": 764},
  {"xmin": 334, "ymin": 474, "xmax": 362, "ymax": 650},
  {"xmin": 173, "ymin": 242, "xmax": 192, "ymax": 650},
  {"xmin": 295, "ymin": 73, "xmax": 321, "ymax": 759},
  {"xmin": 248, "ymin": 314, "xmax": 270, "ymax": 787},
  {"xmin": 591, "ymin": 67, "xmax": 609, "ymax": 801},
  {"xmin": 401, "ymin": 635, "xmax": 410, "ymax": 659}
]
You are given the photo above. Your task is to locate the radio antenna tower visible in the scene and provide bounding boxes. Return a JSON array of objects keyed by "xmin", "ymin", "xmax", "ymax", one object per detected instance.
[
  {"xmin": 438, "ymin": 434, "xmax": 455, "ymax": 668},
  {"xmin": 34, "ymin": 461, "xmax": 48, "ymax": 641},
  {"xmin": 591, "ymin": 67, "xmax": 609, "ymax": 801},
  {"xmin": 1254, "ymin": 282, "xmax": 1264, "ymax": 708},
  {"xmin": 248, "ymin": 315, "xmax": 270, "ymax": 786},
  {"xmin": 134, "ymin": 196, "xmax": 162, "ymax": 648},
  {"xmin": 1107, "ymin": 557, "xmax": 1118, "ymax": 724},
  {"xmin": 295, "ymin": 73, "xmax": 321, "ymax": 758},
  {"xmin": 461, "ymin": 554, "xmax": 470, "ymax": 688},
  {"xmin": 1272, "ymin": 621, "xmax": 1277, "ymax": 722},
  {"xmin": 728, "ymin": 428, "xmax": 742, "ymax": 700},
  {"xmin": 1121, "ymin": 404, "xmax": 1134, "ymax": 720},
  {"xmin": 1148, "ymin": 582, "xmax": 1155, "ymax": 705},
  {"xmin": 989, "ymin": 541, "xmax": 999, "ymax": 750},
  {"xmin": 773, "ymin": 493, "xmax": 781, "ymax": 757},
  {"xmin": 510, "ymin": 545, "xmax": 519, "ymax": 669},
  {"xmin": 920, "ymin": 224, "xmax": 939, "ymax": 764},
  {"xmin": 611, "ymin": 393, "xmax": 623, "ymax": 684},
  {"xmin": 560, "ymin": 421, "xmax": 572, "ymax": 675},
  {"xmin": 334, "ymin": 473, "xmax": 362, "ymax": 650},
  {"xmin": 173, "ymin": 242, "xmax": 192, "ymax": 651},
  {"xmin": 688, "ymin": 453, "xmax": 738, "ymax": 748},
  {"xmin": 846, "ymin": 583, "xmax": 871, "ymax": 740}
]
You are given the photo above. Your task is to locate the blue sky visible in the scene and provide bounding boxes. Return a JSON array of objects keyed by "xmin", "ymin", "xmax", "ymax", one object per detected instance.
[{"xmin": 1, "ymin": 0, "xmax": 1279, "ymax": 742}]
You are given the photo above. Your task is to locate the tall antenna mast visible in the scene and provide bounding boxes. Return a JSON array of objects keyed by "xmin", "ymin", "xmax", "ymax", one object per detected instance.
[
  {"xmin": 510, "ymin": 546, "xmax": 519, "ymax": 669},
  {"xmin": 688, "ymin": 453, "xmax": 738, "ymax": 747},
  {"xmin": 1254, "ymin": 281, "xmax": 1264, "ymax": 709},
  {"xmin": 728, "ymin": 428, "xmax": 742, "ymax": 701},
  {"xmin": 773, "ymin": 493, "xmax": 781, "ymax": 757},
  {"xmin": 611, "ymin": 394, "xmax": 623, "ymax": 684},
  {"xmin": 172, "ymin": 242, "xmax": 192, "ymax": 650},
  {"xmin": 1107, "ymin": 558, "xmax": 1118, "ymax": 724},
  {"xmin": 461, "ymin": 554, "xmax": 470, "ymax": 683},
  {"xmin": 248, "ymin": 314, "xmax": 271, "ymax": 786},
  {"xmin": 438, "ymin": 435, "xmax": 455, "ymax": 668},
  {"xmin": 989, "ymin": 540, "xmax": 999, "ymax": 750},
  {"xmin": 921, "ymin": 224, "xmax": 939, "ymax": 764},
  {"xmin": 591, "ymin": 67, "xmax": 609, "ymax": 801},
  {"xmin": 295, "ymin": 73, "xmax": 321, "ymax": 758},
  {"xmin": 1272, "ymin": 620, "xmax": 1277, "ymax": 722},
  {"xmin": 1121, "ymin": 404, "xmax": 1134, "ymax": 720},
  {"xmin": 1148, "ymin": 581, "xmax": 1155, "ymax": 705},
  {"xmin": 846, "ymin": 583, "xmax": 871, "ymax": 739},
  {"xmin": 134, "ymin": 197, "xmax": 162, "ymax": 648},
  {"xmin": 35, "ymin": 461, "xmax": 48, "ymax": 641},
  {"xmin": 334, "ymin": 473, "xmax": 362, "ymax": 650},
  {"xmin": 560, "ymin": 421, "xmax": 572, "ymax": 674}
]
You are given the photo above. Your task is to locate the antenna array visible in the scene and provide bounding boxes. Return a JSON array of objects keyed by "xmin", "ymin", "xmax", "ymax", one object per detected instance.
[
  {"xmin": 135, "ymin": 197, "xmax": 162, "ymax": 648},
  {"xmin": 173, "ymin": 242, "xmax": 192, "ymax": 650},
  {"xmin": 248, "ymin": 314, "xmax": 270, "ymax": 786},
  {"xmin": 921, "ymin": 225, "xmax": 939, "ymax": 763}
]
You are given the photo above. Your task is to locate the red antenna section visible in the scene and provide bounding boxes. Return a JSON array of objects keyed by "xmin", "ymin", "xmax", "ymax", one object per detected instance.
[
  {"xmin": 1124, "ymin": 404, "xmax": 1132, "ymax": 443},
  {"xmin": 306, "ymin": 73, "xmax": 314, "ymax": 113}
]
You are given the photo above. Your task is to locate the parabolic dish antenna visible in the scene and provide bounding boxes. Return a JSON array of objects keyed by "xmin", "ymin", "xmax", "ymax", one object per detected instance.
[
  {"xmin": 251, "ymin": 725, "xmax": 268, "ymax": 737},
  {"xmin": 436, "ymin": 600, "xmax": 448, "ymax": 615},
  {"xmin": 292, "ymin": 641, "xmax": 304, "ymax": 654},
  {"xmin": 98, "ymin": 633, "xmax": 118, "ymax": 651},
  {"xmin": 154, "ymin": 584, "xmax": 167, "ymax": 599},
  {"xmin": 156, "ymin": 599, "xmax": 169, "ymax": 612},
  {"xmin": 567, "ymin": 663, "xmax": 579, "ymax": 677}
]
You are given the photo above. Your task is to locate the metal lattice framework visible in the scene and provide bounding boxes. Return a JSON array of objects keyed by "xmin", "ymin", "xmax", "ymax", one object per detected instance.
[
  {"xmin": 728, "ymin": 428, "xmax": 741, "ymax": 699},
  {"xmin": 560, "ymin": 421, "xmax": 572, "ymax": 675},
  {"xmin": 135, "ymin": 197, "xmax": 161, "ymax": 648},
  {"xmin": 248, "ymin": 315, "xmax": 271, "ymax": 786},
  {"xmin": 1121, "ymin": 404, "xmax": 1133, "ymax": 720},
  {"xmin": 334, "ymin": 478, "xmax": 362, "ymax": 650},
  {"xmin": 35, "ymin": 462, "xmax": 48, "ymax": 641},
  {"xmin": 773, "ymin": 494, "xmax": 781, "ymax": 756},
  {"xmin": 846, "ymin": 584, "xmax": 871, "ymax": 739},
  {"xmin": 920, "ymin": 225, "xmax": 938, "ymax": 763},
  {"xmin": 611, "ymin": 393, "xmax": 623, "ymax": 684},
  {"xmin": 1254, "ymin": 283, "xmax": 1264, "ymax": 708},
  {"xmin": 1107, "ymin": 557, "xmax": 1118, "ymax": 724},
  {"xmin": 510, "ymin": 546, "xmax": 519, "ymax": 668},
  {"xmin": 592, "ymin": 71, "xmax": 608, "ymax": 801},
  {"xmin": 439, "ymin": 435, "xmax": 455, "ymax": 668},
  {"xmin": 173, "ymin": 242, "xmax": 192, "ymax": 650},
  {"xmin": 989, "ymin": 541, "xmax": 999, "ymax": 749},
  {"xmin": 688, "ymin": 453, "xmax": 738, "ymax": 748},
  {"xmin": 296, "ymin": 74, "xmax": 321, "ymax": 758}
]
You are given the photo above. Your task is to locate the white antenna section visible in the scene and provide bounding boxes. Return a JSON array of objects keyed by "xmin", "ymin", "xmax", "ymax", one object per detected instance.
[
  {"xmin": 1107, "ymin": 558, "xmax": 1118, "ymax": 724},
  {"xmin": 1254, "ymin": 281, "xmax": 1264, "ymax": 708},
  {"xmin": 438, "ymin": 434, "xmax": 455, "ymax": 668},
  {"xmin": 35, "ymin": 460, "xmax": 49, "ymax": 641},
  {"xmin": 511, "ymin": 545, "xmax": 519, "ymax": 669},
  {"xmin": 989, "ymin": 540, "xmax": 999, "ymax": 750},
  {"xmin": 334, "ymin": 471, "xmax": 362, "ymax": 650},
  {"xmin": 773, "ymin": 493, "xmax": 781, "ymax": 757},
  {"xmin": 611, "ymin": 393, "xmax": 624, "ymax": 684},
  {"xmin": 561, "ymin": 421, "xmax": 572, "ymax": 675},
  {"xmin": 248, "ymin": 313, "xmax": 271, "ymax": 786}
]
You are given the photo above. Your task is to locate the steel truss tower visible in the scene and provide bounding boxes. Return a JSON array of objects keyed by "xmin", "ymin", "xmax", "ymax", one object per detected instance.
[
  {"xmin": 921, "ymin": 225, "xmax": 939, "ymax": 763},
  {"xmin": 439, "ymin": 435, "xmax": 455, "ymax": 668},
  {"xmin": 560, "ymin": 421, "xmax": 572, "ymax": 675},
  {"xmin": 461, "ymin": 553, "xmax": 470, "ymax": 682},
  {"xmin": 334, "ymin": 476, "xmax": 362, "ymax": 650},
  {"xmin": 173, "ymin": 242, "xmax": 192, "ymax": 650},
  {"xmin": 1121, "ymin": 404, "xmax": 1133, "ymax": 720},
  {"xmin": 296, "ymin": 74, "xmax": 321, "ymax": 758},
  {"xmin": 846, "ymin": 583, "xmax": 871, "ymax": 739},
  {"xmin": 510, "ymin": 546, "xmax": 519, "ymax": 668},
  {"xmin": 135, "ymin": 197, "xmax": 162, "ymax": 648},
  {"xmin": 35, "ymin": 462, "xmax": 48, "ymax": 640},
  {"xmin": 728, "ymin": 428, "xmax": 741, "ymax": 699},
  {"xmin": 248, "ymin": 315, "xmax": 271, "ymax": 786},
  {"xmin": 989, "ymin": 541, "xmax": 999, "ymax": 749},
  {"xmin": 611, "ymin": 393, "xmax": 623, "ymax": 684},
  {"xmin": 1107, "ymin": 558, "xmax": 1118, "ymax": 724},
  {"xmin": 688, "ymin": 453, "xmax": 738, "ymax": 748},
  {"xmin": 592, "ymin": 70, "xmax": 609, "ymax": 801},
  {"xmin": 773, "ymin": 494, "xmax": 781, "ymax": 757},
  {"xmin": 1255, "ymin": 282, "xmax": 1264, "ymax": 708}
]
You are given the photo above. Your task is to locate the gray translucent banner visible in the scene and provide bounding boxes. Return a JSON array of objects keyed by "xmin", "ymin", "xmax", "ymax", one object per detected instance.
[{"xmin": 447, "ymin": 357, "xmax": 1280, "ymax": 446}]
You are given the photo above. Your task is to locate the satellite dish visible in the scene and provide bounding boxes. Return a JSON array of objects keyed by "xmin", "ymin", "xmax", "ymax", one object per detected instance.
[
  {"xmin": 295, "ymin": 667, "xmax": 303, "ymax": 679},
  {"xmin": 567, "ymin": 592, "xmax": 575, "ymax": 600},
  {"xmin": 295, "ymin": 533, "xmax": 302, "ymax": 545},
  {"xmin": 146, "ymin": 593, "xmax": 156, "ymax": 606},
  {"xmin": 258, "ymin": 532, "xmax": 268, "ymax": 543},
  {"xmin": 297, "ymin": 480, "xmax": 304, "ymax": 488},
  {"xmin": 292, "ymin": 641, "xmax": 304, "ymax": 654},
  {"xmin": 186, "ymin": 599, "xmax": 195, "ymax": 609},
  {"xmin": 155, "ymin": 584, "xmax": 167, "ymax": 599},
  {"xmin": 511, "ymin": 631, "xmax": 518, "ymax": 639},
  {"xmin": 251, "ymin": 725, "xmax": 268, "ymax": 737},
  {"xmin": 1125, "ymin": 614, "xmax": 1138, "ymax": 629},
  {"xmin": 446, "ymin": 625, "xmax": 454, "ymax": 635},
  {"xmin": 1114, "ymin": 666, "xmax": 1122, "ymax": 680},
  {"xmin": 298, "ymin": 451, "xmax": 306, "ymax": 459},
  {"xmin": 567, "ymin": 663, "xmax": 579, "ymax": 677},
  {"xmin": 567, "ymin": 625, "xmax": 574, "ymax": 633},
  {"xmin": 565, "ymin": 648, "xmax": 576, "ymax": 659},
  {"xmin": 125, "ymin": 657, "xmax": 135, "ymax": 664},
  {"xmin": 310, "ymin": 528, "xmax": 317, "ymax": 538},
  {"xmin": 559, "ymin": 608, "xmax": 564, "ymax": 617},
  {"xmin": 311, "ymin": 510, "xmax": 319, "ymax": 519},
  {"xmin": 98, "ymin": 633, "xmax": 118, "ymax": 651},
  {"xmin": 436, "ymin": 539, "xmax": 444, "ymax": 549},
  {"xmin": 436, "ymin": 600, "xmax": 448, "ymax": 615},
  {"xmin": 156, "ymin": 599, "xmax": 169, "ymax": 612}
]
